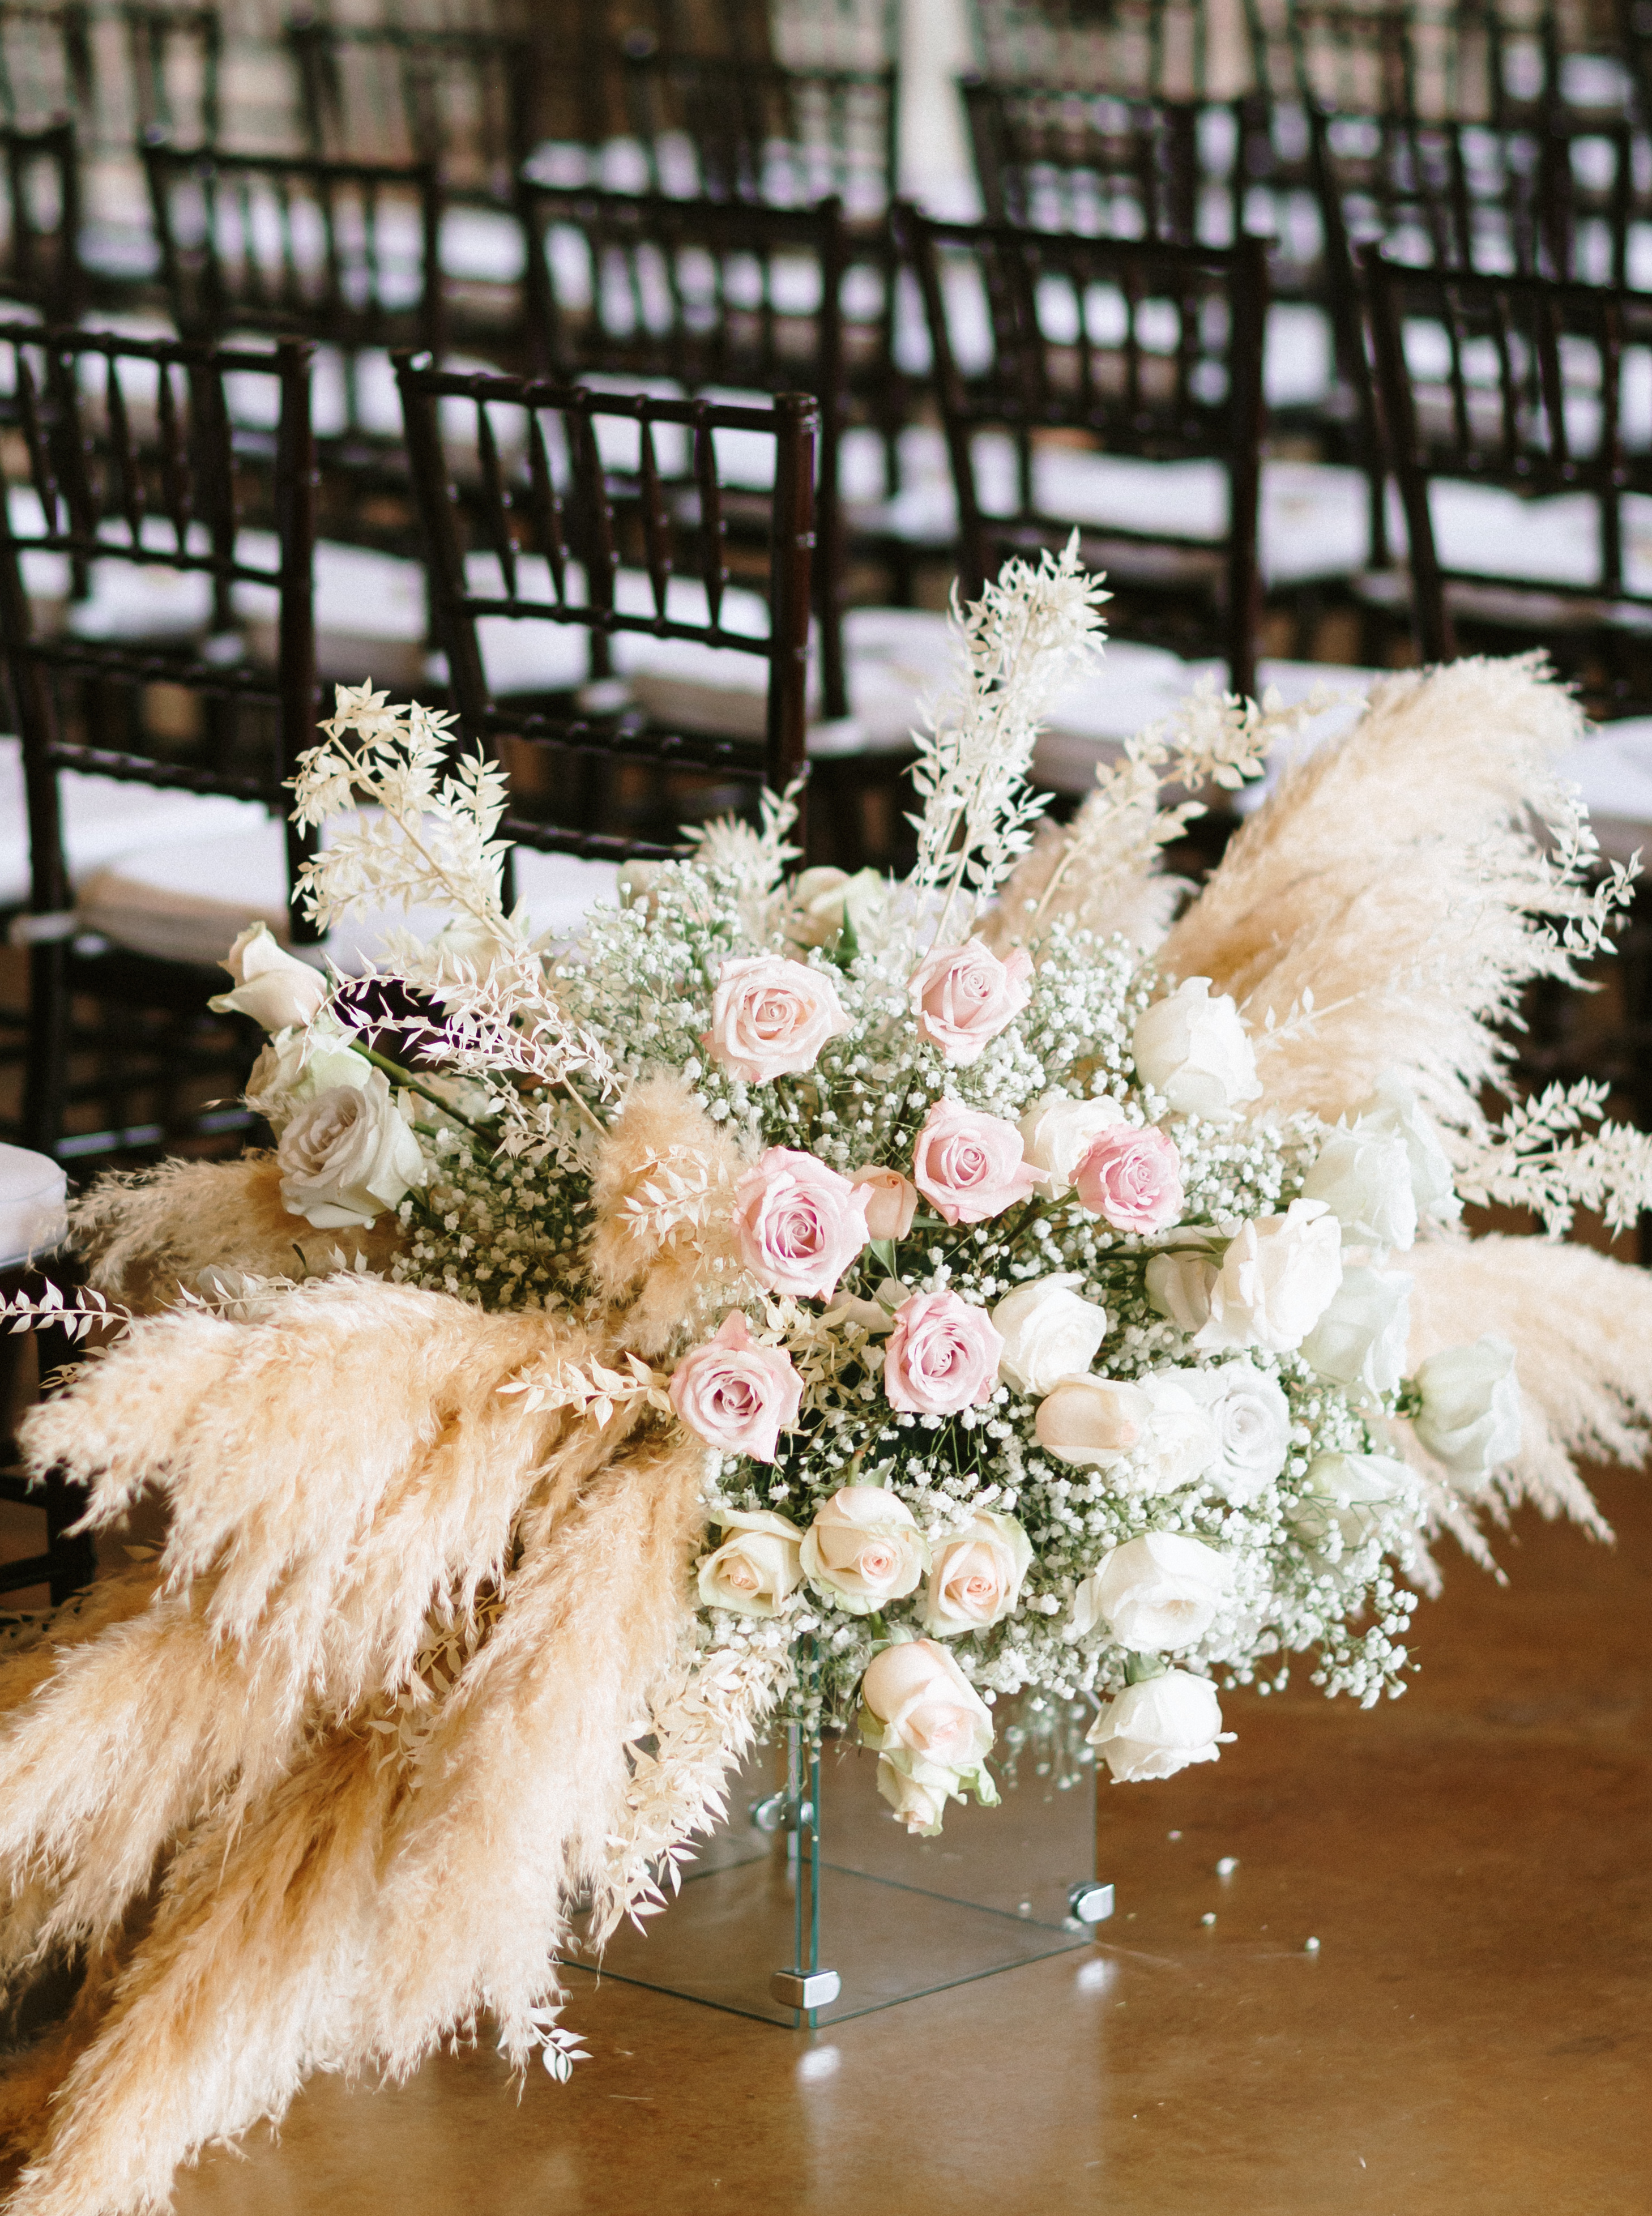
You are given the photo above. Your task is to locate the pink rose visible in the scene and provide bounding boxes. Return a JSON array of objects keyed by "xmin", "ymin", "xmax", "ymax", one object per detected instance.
[
  {"xmin": 911, "ymin": 1099, "xmax": 1040, "ymax": 1226},
  {"xmin": 909, "ymin": 938, "xmax": 1033, "ymax": 1065},
  {"xmin": 883, "ymin": 1288, "xmax": 1004, "ymax": 1415},
  {"xmin": 702, "ymin": 954, "xmax": 851, "ymax": 1084},
  {"xmin": 733, "ymin": 1147, "xmax": 870, "ymax": 1299},
  {"xmin": 851, "ymin": 1164, "xmax": 919, "ymax": 1241},
  {"xmin": 669, "ymin": 1312, "xmax": 802, "ymax": 1462},
  {"xmin": 1073, "ymin": 1124, "xmax": 1185, "ymax": 1232}
]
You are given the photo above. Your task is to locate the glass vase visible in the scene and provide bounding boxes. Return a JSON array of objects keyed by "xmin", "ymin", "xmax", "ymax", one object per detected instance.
[{"xmin": 574, "ymin": 1695, "xmax": 1112, "ymax": 2028}]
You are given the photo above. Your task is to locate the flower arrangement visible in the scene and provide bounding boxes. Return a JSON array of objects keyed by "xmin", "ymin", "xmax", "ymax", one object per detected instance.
[{"xmin": 4, "ymin": 544, "xmax": 1652, "ymax": 2213}]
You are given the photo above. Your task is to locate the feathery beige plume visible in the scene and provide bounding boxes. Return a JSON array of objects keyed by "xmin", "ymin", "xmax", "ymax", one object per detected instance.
[
  {"xmin": 70, "ymin": 1155, "xmax": 403, "ymax": 1314},
  {"xmin": 1397, "ymin": 1231, "xmax": 1652, "ymax": 1539},
  {"xmin": 588, "ymin": 1074, "xmax": 744, "ymax": 1355},
  {"xmin": 1158, "ymin": 656, "xmax": 1597, "ymax": 1130}
]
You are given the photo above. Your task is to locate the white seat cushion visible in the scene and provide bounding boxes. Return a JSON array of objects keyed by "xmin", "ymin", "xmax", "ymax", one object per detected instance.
[
  {"xmin": 0, "ymin": 1143, "xmax": 67, "ymax": 1269},
  {"xmin": 1569, "ymin": 719, "xmax": 1652, "ymax": 864},
  {"xmin": 76, "ymin": 817, "xmax": 619, "ymax": 970},
  {"xmin": 0, "ymin": 736, "xmax": 265, "ymax": 911}
]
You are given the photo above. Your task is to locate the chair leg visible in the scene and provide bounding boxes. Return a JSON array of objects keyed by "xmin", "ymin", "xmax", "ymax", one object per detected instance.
[{"xmin": 23, "ymin": 940, "xmax": 70, "ymax": 1160}]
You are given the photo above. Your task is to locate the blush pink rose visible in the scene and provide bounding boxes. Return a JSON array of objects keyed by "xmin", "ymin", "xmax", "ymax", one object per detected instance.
[
  {"xmin": 702, "ymin": 954, "xmax": 851, "ymax": 1084},
  {"xmin": 669, "ymin": 1312, "xmax": 803, "ymax": 1463},
  {"xmin": 908, "ymin": 938, "xmax": 1033, "ymax": 1065},
  {"xmin": 911, "ymin": 1099, "xmax": 1040, "ymax": 1226},
  {"xmin": 851, "ymin": 1164, "xmax": 919, "ymax": 1241},
  {"xmin": 1073, "ymin": 1124, "xmax": 1186, "ymax": 1232},
  {"xmin": 733, "ymin": 1147, "xmax": 870, "ymax": 1299},
  {"xmin": 883, "ymin": 1289, "xmax": 1005, "ymax": 1415}
]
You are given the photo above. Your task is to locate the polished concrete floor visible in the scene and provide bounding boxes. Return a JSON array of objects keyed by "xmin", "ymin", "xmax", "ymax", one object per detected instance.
[
  {"xmin": 55, "ymin": 1462, "xmax": 1629, "ymax": 2216},
  {"xmin": 0, "ymin": 1462, "xmax": 1642, "ymax": 2213}
]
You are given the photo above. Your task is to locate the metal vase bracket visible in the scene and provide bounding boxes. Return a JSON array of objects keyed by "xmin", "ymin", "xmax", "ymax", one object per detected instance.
[{"xmin": 569, "ymin": 1697, "xmax": 1112, "ymax": 2030}]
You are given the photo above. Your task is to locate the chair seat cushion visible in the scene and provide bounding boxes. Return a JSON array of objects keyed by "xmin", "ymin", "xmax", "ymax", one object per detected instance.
[
  {"xmin": 1569, "ymin": 719, "xmax": 1652, "ymax": 864},
  {"xmin": 0, "ymin": 1143, "xmax": 67, "ymax": 1270},
  {"xmin": 76, "ymin": 818, "xmax": 619, "ymax": 970},
  {"xmin": 0, "ymin": 737, "xmax": 265, "ymax": 911}
]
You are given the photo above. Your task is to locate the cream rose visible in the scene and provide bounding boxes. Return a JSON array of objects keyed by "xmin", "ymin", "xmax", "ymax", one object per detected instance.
[
  {"xmin": 1073, "ymin": 1531, "xmax": 1231, "ymax": 1650},
  {"xmin": 800, "ymin": 1486, "xmax": 929, "ymax": 1615},
  {"xmin": 1018, "ymin": 1090, "xmax": 1126, "ymax": 1192},
  {"xmin": 908, "ymin": 938, "xmax": 1033, "ymax": 1065},
  {"xmin": 1292, "ymin": 1451, "xmax": 1415, "ymax": 1549},
  {"xmin": 1193, "ymin": 1199, "xmax": 1343, "ymax": 1356},
  {"xmin": 1132, "ymin": 978, "xmax": 1260, "ymax": 1120},
  {"xmin": 209, "ymin": 922, "xmax": 328, "ymax": 1032},
  {"xmin": 1145, "ymin": 1249, "xmax": 1218, "ymax": 1333},
  {"xmin": 787, "ymin": 865, "xmax": 885, "ymax": 949},
  {"xmin": 1301, "ymin": 1123, "xmax": 1418, "ymax": 1253},
  {"xmin": 1356, "ymin": 1071, "xmax": 1462, "ymax": 1228},
  {"xmin": 245, "ymin": 1026, "xmax": 375, "ymax": 1138},
  {"xmin": 1300, "ymin": 1267, "xmax": 1412, "ymax": 1399},
  {"xmin": 861, "ymin": 1638, "xmax": 998, "ymax": 1834},
  {"xmin": 1131, "ymin": 1369, "xmax": 1223, "ymax": 1493},
  {"xmin": 1412, "ymin": 1335, "xmax": 1522, "ymax": 1483},
  {"xmin": 701, "ymin": 954, "xmax": 851, "ymax": 1083},
  {"xmin": 1087, "ymin": 1670, "xmax": 1232, "ymax": 1782},
  {"xmin": 276, "ymin": 1070, "xmax": 425, "ymax": 1228},
  {"xmin": 920, "ymin": 1510, "xmax": 1032, "ymax": 1637},
  {"xmin": 851, "ymin": 1164, "xmax": 919, "ymax": 1242},
  {"xmin": 992, "ymin": 1273, "xmax": 1109, "ymax": 1398},
  {"xmin": 1183, "ymin": 1361, "xmax": 1292, "ymax": 1504},
  {"xmin": 1035, "ymin": 1376, "xmax": 1151, "ymax": 1468},
  {"xmin": 696, "ymin": 1507, "xmax": 806, "ymax": 1617}
]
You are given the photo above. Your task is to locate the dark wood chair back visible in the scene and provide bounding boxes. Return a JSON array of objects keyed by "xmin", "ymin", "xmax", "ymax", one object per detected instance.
[
  {"xmin": 0, "ymin": 323, "xmax": 317, "ymax": 1153},
  {"xmin": 898, "ymin": 206, "xmax": 1267, "ymax": 694},
  {"xmin": 125, "ymin": 2, "xmax": 219, "ymax": 150},
  {"xmin": 1363, "ymin": 247, "xmax": 1652, "ymax": 706},
  {"xmin": 621, "ymin": 49, "xmax": 898, "ymax": 218},
  {"xmin": 288, "ymin": 18, "xmax": 540, "ymax": 210},
  {"xmin": 0, "ymin": 0, "xmax": 89, "ymax": 131},
  {"xmin": 0, "ymin": 119, "xmax": 79, "ymax": 320},
  {"xmin": 394, "ymin": 351, "xmax": 815, "ymax": 869},
  {"xmin": 966, "ymin": 0, "xmax": 1220, "ymax": 100},
  {"xmin": 518, "ymin": 183, "xmax": 850, "ymax": 716},
  {"xmin": 143, "ymin": 143, "xmax": 442, "ymax": 356},
  {"xmin": 1270, "ymin": 2, "xmax": 1563, "ymax": 127}
]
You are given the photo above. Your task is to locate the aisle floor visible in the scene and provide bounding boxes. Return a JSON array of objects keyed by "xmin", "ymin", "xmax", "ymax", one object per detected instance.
[{"xmin": 68, "ymin": 1464, "xmax": 1640, "ymax": 2216}]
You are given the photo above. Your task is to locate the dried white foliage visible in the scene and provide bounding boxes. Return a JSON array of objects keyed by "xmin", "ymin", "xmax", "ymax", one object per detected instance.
[
  {"xmin": 910, "ymin": 533, "xmax": 1109, "ymax": 946},
  {"xmin": 500, "ymin": 1351, "xmax": 671, "ymax": 1428},
  {"xmin": 1455, "ymin": 1079, "xmax": 1652, "ymax": 1235},
  {"xmin": 587, "ymin": 1638, "xmax": 792, "ymax": 1946}
]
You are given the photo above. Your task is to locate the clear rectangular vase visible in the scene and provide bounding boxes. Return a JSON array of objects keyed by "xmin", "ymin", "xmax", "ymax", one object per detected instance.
[{"xmin": 574, "ymin": 1695, "xmax": 1110, "ymax": 2028}]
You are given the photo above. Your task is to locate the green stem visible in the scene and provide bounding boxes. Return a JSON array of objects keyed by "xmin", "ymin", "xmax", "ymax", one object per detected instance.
[{"xmin": 362, "ymin": 1048, "xmax": 490, "ymax": 1135}]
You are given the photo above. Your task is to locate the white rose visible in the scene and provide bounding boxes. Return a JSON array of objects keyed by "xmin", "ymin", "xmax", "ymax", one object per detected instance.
[
  {"xmin": 697, "ymin": 1508, "xmax": 805, "ymax": 1619},
  {"xmin": 1073, "ymin": 1531, "xmax": 1231, "ymax": 1651},
  {"xmin": 920, "ymin": 1510, "xmax": 1032, "ymax": 1637},
  {"xmin": 1086, "ymin": 1669, "xmax": 1232, "ymax": 1782},
  {"xmin": 1193, "ymin": 1198, "xmax": 1343, "ymax": 1356},
  {"xmin": 1293, "ymin": 1451, "xmax": 1415, "ymax": 1549},
  {"xmin": 787, "ymin": 865, "xmax": 885, "ymax": 948},
  {"xmin": 1412, "ymin": 1335, "xmax": 1522, "ymax": 1483},
  {"xmin": 1018, "ymin": 1090, "xmax": 1126, "ymax": 1192},
  {"xmin": 276, "ymin": 1070, "xmax": 426, "ymax": 1228},
  {"xmin": 1132, "ymin": 1369, "xmax": 1223, "ymax": 1492},
  {"xmin": 992, "ymin": 1274, "xmax": 1109, "ymax": 1397},
  {"xmin": 1300, "ymin": 1267, "xmax": 1413, "ymax": 1399},
  {"xmin": 1034, "ymin": 1376, "xmax": 1152, "ymax": 1469},
  {"xmin": 1301, "ymin": 1119, "xmax": 1418, "ymax": 1253},
  {"xmin": 1132, "ymin": 978, "xmax": 1261, "ymax": 1120},
  {"xmin": 208, "ymin": 922, "xmax": 328, "ymax": 1032},
  {"xmin": 861, "ymin": 1638, "xmax": 999, "ymax": 1833},
  {"xmin": 1183, "ymin": 1360, "xmax": 1292, "ymax": 1504},
  {"xmin": 800, "ymin": 1485, "xmax": 929, "ymax": 1616},
  {"xmin": 1144, "ymin": 1248, "xmax": 1219, "ymax": 1333},
  {"xmin": 246, "ymin": 1025, "xmax": 375, "ymax": 1138},
  {"xmin": 1356, "ymin": 1071, "xmax": 1462, "ymax": 1229}
]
